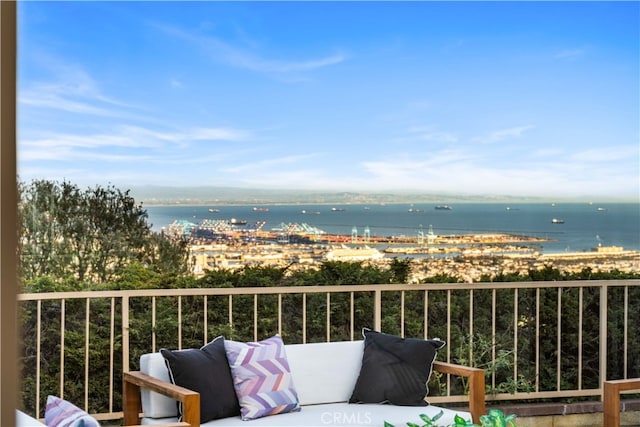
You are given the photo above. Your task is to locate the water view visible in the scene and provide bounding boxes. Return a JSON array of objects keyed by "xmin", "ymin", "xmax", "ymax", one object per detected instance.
[{"xmin": 146, "ymin": 202, "xmax": 640, "ymax": 254}]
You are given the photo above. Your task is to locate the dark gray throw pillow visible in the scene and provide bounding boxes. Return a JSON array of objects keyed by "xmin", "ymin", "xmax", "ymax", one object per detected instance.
[
  {"xmin": 349, "ymin": 328, "xmax": 446, "ymax": 406},
  {"xmin": 160, "ymin": 336, "xmax": 240, "ymax": 422}
]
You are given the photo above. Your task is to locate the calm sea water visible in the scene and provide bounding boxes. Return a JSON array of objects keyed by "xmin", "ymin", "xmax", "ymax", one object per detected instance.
[{"xmin": 145, "ymin": 203, "xmax": 640, "ymax": 254}]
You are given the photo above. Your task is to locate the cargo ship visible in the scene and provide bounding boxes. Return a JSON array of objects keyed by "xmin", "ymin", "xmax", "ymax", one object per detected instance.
[{"xmin": 435, "ymin": 205, "xmax": 453, "ymax": 210}]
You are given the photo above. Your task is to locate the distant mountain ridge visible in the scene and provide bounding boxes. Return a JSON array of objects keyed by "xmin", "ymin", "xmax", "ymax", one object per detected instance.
[{"xmin": 129, "ymin": 185, "xmax": 571, "ymax": 206}]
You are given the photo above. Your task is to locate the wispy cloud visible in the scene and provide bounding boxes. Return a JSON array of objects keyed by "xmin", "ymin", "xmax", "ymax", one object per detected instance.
[
  {"xmin": 222, "ymin": 153, "xmax": 320, "ymax": 173},
  {"xmin": 570, "ymin": 145, "xmax": 639, "ymax": 163},
  {"xmin": 555, "ymin": 48, "xmax": 586, "ymax": 59},
  {"xmin": 152, "ymin": 22, "xmax": 347, "ymax": 76},
  {"xmin": 170, "ymin": 78, "xmax": 184, "ymax": 88},
  {"xmin": 472, "ymin": 125, "xmax": 535, "ymax": 144},
  {"xmin": 352, "ymin": 152, "xmax": 618, "ymax": 196},
  {"xmin": 19, "ymin": 59, "xmax": 142, "ymax": 119},
  {"xmin": 405, "ymin": 126, "xmax": 458, "ymax": 144},
  {"xmin": 20, "ymin": 125, "xmax": 251, "ymax": 163},
  {"xmin": 20, "ymin": 85, "xmax": 124, "ymax": 117}
]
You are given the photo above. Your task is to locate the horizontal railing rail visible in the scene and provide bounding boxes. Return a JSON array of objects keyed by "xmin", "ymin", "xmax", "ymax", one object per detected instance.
[{"xmin": 17, "ymin": 279, "xmax": 640, "ymax": 423}]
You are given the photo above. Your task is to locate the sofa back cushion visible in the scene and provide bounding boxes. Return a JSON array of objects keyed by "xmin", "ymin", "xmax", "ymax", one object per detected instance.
[
  {"xmin": 140, "ymin": 352, "xmax": 179, "ymax": 419},
  {"xmin": 162, "ymin": 337, "xmax": 240, "ymax": 422},
  {"xmin": 139, "ymin": 339, "xmax": 364, "ymax": 416},
  {"xmin": 284, "ymin": 340, "xmax": 363, "ymax": 405},
  {"xmin": 224, "ymin": 335, "xmax": 300, "ymax": 421},
  {"xmin": 349, "ymin": 329, "xmax": 446, "ymax": 406}
]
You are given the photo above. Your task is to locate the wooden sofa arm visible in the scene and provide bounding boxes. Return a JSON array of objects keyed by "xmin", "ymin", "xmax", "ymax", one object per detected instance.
[
  {"xmin": 603, "ymin": 378, "xmax": 640, "ymax": 427},
  {"xmin": 123, "ymin": 371, "xmax": 199, "ymax": 427},
  {"xmin": 432, "ymin": 361, "xmax": 486, "ymax": 424}
]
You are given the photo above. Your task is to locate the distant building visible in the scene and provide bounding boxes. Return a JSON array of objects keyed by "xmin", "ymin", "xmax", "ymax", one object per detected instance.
[{"xmin": 325, "ymin": 246, "xmax": 384, "ymax": 261}]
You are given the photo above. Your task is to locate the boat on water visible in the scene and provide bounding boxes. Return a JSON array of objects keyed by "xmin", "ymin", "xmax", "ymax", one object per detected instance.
[
  {"xmin": 229, "ymin": 218, "xmax": 248, "ymax": 226},
  {"xmin": 408, "ymin": 208, "xmax": 425, "ymax": 213},
  {"xmin": 253, "ymin": 207, "xmax": 270, "ymax": 212},
  {"xmin": 435, "ymin": 205, "xmax": 453, "ymax": 210},
  {"xmin": 331, "ymin": 207, "xmax": 347, "ymax": 212},
  {"xmin": 301, "ymin": 210, "xmax": 320, "ymax": 215},
  {"xmin": 208, "ymin": 208, "xmax": 221, "ymax": 213},
  {"xmin": 551, "ymin": 218, "xmax": 565, "ymax": 224}
]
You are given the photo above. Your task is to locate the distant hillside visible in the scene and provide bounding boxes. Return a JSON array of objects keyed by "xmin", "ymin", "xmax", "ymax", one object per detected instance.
[{"xmin": 129, "ymin": 185, "xmax": 552, "ymax": 206}]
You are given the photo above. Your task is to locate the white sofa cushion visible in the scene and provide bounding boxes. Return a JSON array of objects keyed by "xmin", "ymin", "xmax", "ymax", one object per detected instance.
[
  {"xmin": 140, "ymin": 352, "xmax": 178, "ymax": 418},
  {"xmin": 16, "ymin": 410, "xmax": 46, "ymax": 427},
  {"xmin": 142, "ymin": 402, "xmax": 472, "ymax": 426},
  {"xmin": 285, "ymin": 341, "xmax": 363, "ymax": 405}
]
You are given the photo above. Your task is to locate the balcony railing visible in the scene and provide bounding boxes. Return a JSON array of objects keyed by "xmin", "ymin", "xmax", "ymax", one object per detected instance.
[{"xmin": 17, "ymin": 279, "xmax": 639, "ymax": 423}]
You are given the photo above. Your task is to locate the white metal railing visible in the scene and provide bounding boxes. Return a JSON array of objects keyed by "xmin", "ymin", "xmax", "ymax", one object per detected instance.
[{"xmin": 17, "ymin": 279, "xmax": 640, "ymax": 422}]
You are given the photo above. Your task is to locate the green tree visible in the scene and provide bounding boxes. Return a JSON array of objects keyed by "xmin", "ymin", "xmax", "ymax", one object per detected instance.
[
  {"xmin": 389, "ymin": 257, "xmax": 412, "ymax": 283},
  {"xmin": 18, "ymin": 179, "xmax": 188, "ymax": 283}
]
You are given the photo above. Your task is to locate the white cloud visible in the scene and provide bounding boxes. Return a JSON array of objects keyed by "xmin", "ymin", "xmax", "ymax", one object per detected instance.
[
  {"xmin": 393, "ymin": 126, "xmax": 458, "ymax": 145},
  {"xmin": 570, "ymin": 145, "xmax": 639, "ymax": 163},
  {"xmin": 21, "ymin": 133, "xmax": 155, "ymax": 151},
  {"xmin": 472, "ymin": 125, "xmax": 535, "ymax": 144},
  {"xmin": 19, "ymin": 124, "xmax": 251, "ymax": 164},
  {"xmin": 222, "ymin": 153, "xmax": 320, "ymax": 174},
  {"xmin": 153, "ymin": 22, "xmax": 347, "ymax": 76},
  {"xmin": 19, "ymin": 59, "xmax": 142, "ymax": 119},
  {"xmin": 188, "ymin": 127, "xmax": 249, "ymax": 141},
  {"xmin": 555, "ymin": 48, "xmax": 586, "ymax": 59},
  {"xmin": 20, "ymin": 89, "xmax": 119, "ymax": 117},
  {"xmin": 414, "ymin": 131, "xmax": 458, "ymax": 144},
  {"xmin": 318, "ymin": 144, "xmax": 638, "ymax": 197}
]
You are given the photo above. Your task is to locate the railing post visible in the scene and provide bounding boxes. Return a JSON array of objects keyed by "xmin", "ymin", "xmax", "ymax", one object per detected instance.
[
  {"xmin": 122, "ymin": 295, "xmax": 130, "ymax": 373},
  {"xmin": 373, "ymin": 289, "xmax": 381, "ymax": 332},
  {"xmin": 600, "ymin": 283, "xmax": 608, "ymax": 397},
  {"xmin": 0, "ymin": 4, "xmax": 19, "ymax": 426}
]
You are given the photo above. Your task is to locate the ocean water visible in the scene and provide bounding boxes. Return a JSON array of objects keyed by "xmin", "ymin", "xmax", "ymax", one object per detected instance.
[{"xmin": 145, "ymin": 203, "xmax": 640, "ymax": 254}]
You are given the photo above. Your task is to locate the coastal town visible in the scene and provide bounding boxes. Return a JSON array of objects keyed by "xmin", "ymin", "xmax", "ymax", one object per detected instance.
[{"xmin": 167, "ymin": 219, "xmax": 640, "ymax": 283}]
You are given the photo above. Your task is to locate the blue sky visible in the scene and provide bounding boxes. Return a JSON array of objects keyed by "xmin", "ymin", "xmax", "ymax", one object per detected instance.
[{"xmin": 17, "ymin": 1, "xmax": 639, "ymax": 200}]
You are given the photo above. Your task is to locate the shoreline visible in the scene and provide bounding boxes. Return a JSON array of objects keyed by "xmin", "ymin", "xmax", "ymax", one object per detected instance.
[
  {"xmin": 186, "ymin": 230, "xmax": 640, "ymax": 282},
  {"xmin": 142, "ymin": 200, "xmax": 640, "ymax": 208}
]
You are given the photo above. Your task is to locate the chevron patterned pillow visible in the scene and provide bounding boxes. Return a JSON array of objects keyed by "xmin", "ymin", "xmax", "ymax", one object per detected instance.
[{"xmin": 224, "ymin": 334, "xmax": 301, "ymax": 421}]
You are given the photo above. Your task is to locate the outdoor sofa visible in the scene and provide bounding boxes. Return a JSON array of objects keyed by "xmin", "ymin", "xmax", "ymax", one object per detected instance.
[{"xmin": 123, "ymin": 330, "xmax": 485, "ymax": 427}]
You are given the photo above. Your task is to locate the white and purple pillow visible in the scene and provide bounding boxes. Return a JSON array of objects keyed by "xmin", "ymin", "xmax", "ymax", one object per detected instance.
[
  {"xmin": 224, "ymin": 334, "xmax": 300, "ymax": 421},
  {"xmin": 44, "ymin": 396, "xmax": 100, "ymax": 427}
]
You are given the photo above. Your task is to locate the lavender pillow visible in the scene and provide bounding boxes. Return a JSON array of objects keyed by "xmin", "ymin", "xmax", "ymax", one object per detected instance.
[
  {"xmin": 224, "ymin": 335, "xmax": 300, "ymax": 421},
  {"xmin": 44, "ymin": 396, "xmax": 100, "ymax": 427}
]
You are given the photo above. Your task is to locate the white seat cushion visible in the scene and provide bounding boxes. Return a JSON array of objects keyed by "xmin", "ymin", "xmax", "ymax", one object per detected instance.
[{"xmin": 142, "ymin": 402, "xmax": 471, "ymax": 426}]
